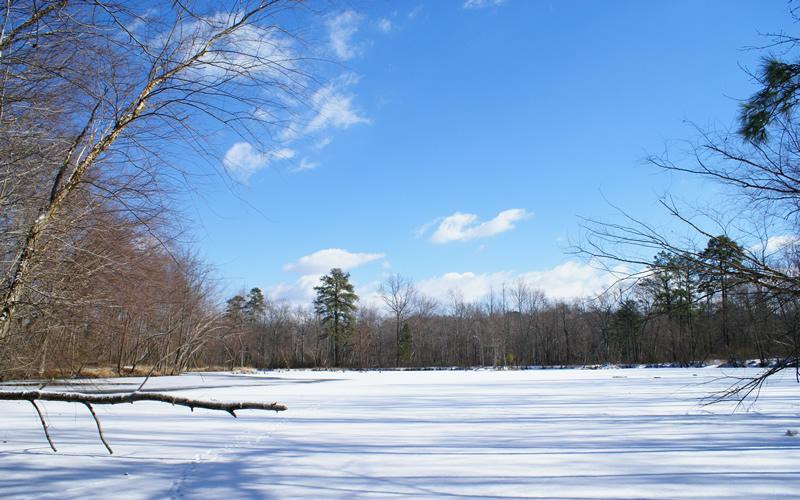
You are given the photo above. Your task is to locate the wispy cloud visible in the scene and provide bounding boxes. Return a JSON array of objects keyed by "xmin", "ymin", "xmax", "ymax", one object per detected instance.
[
  {"xmin": 413, "ymin": 217, "xmax": 443, "ymax": 239},
  {"xmin": 278, "ymin": 76, "xmax": 368, "ymax": 143},
  {"xmin": 327, "ymin": 10, "xmax": 363, "ymax": 60},
  {"xmin": 283, "ymin": 248, "xmax": 386, "ymax": 274},
  {"xmin": 271, "ymin": 148, "xmax": 296, "ymax": 160},
  {"xmin": 418, "ymin": 208, "xmax": 531, "ymax": 244},
  {"xmin": 749, "ymin": 234, "xmax": 800, "ymax": 255},
  {"xmin": 463, "ymin": 0, "xmax": 506, "ymax": 9},
  {"xmin": 291, "ymin": 158, "xmax": 319, "ymax": 173},
  {"xmin": 189, "ymin": 16, "xmax": 301, "ymax": 91},
  {"xmin": 253, "ymin": 13, "xmax": 367, "ymax": 164},
  {"xmin": 222, "ymin": 142, "xmax": 295, "ymax": 182},
  {"xmin": 313, "ymin": 137, "xmax": 333, "ymax": 151},
  {"xmin": 268, "ymin": 274, "xmax": 324, "ymax": 305},
  {"xmin": 377, "ymin": 18, "xmax": 392, "ymax": 33},
  {"xmin": 306, "ymin": 80, "xmax": 370, "ymax": 134},
  {"xmin": 417, "ymin": 261, "xmax": 625, "ymax": 303}
]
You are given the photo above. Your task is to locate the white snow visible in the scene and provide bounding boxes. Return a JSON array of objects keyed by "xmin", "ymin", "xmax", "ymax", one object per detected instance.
[{"xmin": 1, "ymin": 368, "xmax": 799, "ymax": 498}]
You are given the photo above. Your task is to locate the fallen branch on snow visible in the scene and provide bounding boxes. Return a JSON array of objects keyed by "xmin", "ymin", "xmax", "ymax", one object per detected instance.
[{"xmin": 0, "ymin": 390, "xmax": 287, "ymax": 454}]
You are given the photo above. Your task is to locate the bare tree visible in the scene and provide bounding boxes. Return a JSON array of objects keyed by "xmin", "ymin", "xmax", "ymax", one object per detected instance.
[
  {"xmin": 380, "ymin": 274, "xmax": 416, "ymax": 366},
  {"xmin": 0, "ymin": 0, "xmax": 313, "ymax": 341}
]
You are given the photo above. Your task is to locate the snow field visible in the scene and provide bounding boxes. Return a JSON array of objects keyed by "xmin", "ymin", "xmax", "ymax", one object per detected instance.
[{"xmin": 1, "ymin": 368, "xmax": 799, "ymax": 499}]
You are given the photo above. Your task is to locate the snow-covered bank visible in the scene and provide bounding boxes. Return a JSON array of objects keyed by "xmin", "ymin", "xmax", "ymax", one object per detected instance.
[{"xmin": 1, "ymin": 368, "xmax": 799, "ymax": 498}]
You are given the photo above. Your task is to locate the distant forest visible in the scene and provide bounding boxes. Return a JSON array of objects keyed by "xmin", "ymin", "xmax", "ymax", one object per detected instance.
[
  {"xmin": 4, "ymin": 243, "xmax": 795, "ymax": 377},
  {"xmin": 208, "ymin": 242, "xmax": 793, "ymax": 370}
]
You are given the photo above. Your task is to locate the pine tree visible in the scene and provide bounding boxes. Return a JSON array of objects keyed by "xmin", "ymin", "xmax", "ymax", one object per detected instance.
[
  {"xmin": 610, "ymin": 299, "xmax": 642, "ymax": 363},
  {"xmin": 225, "ymin": 295, "xmax": 246, "ymax": 320},
  {"xmin": 244, "ymin": 287, "xmax": 267, "ymax": 322},
  {"xmin": 313, "ymin": 268, "xmax": 358, "ymax": 366},
  {"xmin": 641, "ymin": 251, "xmax": 702, "ymax": 361},
  {"xmin": 700, "ymin": 235, "xmax": 744, "ymax": 352}
]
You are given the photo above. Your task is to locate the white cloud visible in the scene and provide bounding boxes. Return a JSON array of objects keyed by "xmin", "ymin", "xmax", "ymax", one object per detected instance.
[
  {"xmin": 269, "ymin": 78, "xmax": 365, "ymax": 171},
  {"xmin": 327, "ymin": 10, "xmax": 363, "ymax": 60},
  {"xmin": 268, "ymin": 274, "xmax": 385, "ymax": 308},
  {"xmin": 270, "ymin": 248, "xmax": 387, "ymax": 307},
  {"xmin": 517, "ymin": 261, "xmax": 626, "ymax": 301},
  {"xmin": 377, "ymin": 18, "xmax": 392, "ymax": 33},
  {"xmin": 271, "ymin": 148, "xmax": 296, "ymax": 160},
  {"xmin": 313, "ymin": 137, "xmax": 333, "ymax": 151},
  {"xmin": 283, "ymin": 248, "xmax": 386, "ymax": 274},
  {"xmin": 291, "ymin": 158, "xmax": 319, "ymax": 173},
  {"xmin": 269, "ymin": 261, "xmax": 624, "ymax": 308},
  {"xmin": 417, "ymin": 261, "xmax": 625, "ymax": 303},
  {"xmin": 421, "ymin": 208, "xmax": 531, "ymax": 244},
  {"xmin": 223, "ymin": 142, "xmax": 269, "ymax": 182},
  {"xmin": 306, "ymin": 82, "xmax": 369, "ymax": 134},
  {"xmin": 413, "ymin": 217, "xmax": 443, "ymax": 239},
  {"xmin": 764, "ymin": 235, "xmax": 799, "ymax": 255},
  {"xmin": 222, "ymin": 142, "xmax": 294, "ymax": 182},
  {"xmin": 356, "ymin": 280, "xmax": 386, "ymax": 309},
  {"xmin": 408, "ymin": 5, "xmax": 423, "ymax": 19},
  {"xmin": 185, "ymin": 16, "xmax": 302, "ymax": 94},
  {"xmin": 268, "ymin": 274, "xmax": 324, "ymax": 305},
  {"xmin": 463, "ymin": 0, "xmax": 506, "ymax": 9},
  {"xmin": 267, "ymin": 255, "xmax": 625, "ymax": 308}
]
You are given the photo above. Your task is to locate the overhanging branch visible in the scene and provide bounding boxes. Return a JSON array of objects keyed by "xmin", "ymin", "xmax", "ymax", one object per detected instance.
[
  {"xmin": 0, "ymin": 389, "xmax": 287, "ymax": 415},
  {"xmin": 1, "ymin": 390, "xmax": 287, "ymax": 454}
]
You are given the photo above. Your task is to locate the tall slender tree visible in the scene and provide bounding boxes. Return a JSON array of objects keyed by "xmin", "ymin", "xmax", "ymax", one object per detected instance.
[
  {"xmin": 244, "ymin": 288, "xmax": 267, "ymax": 322},
  {"xmin": 380, "ymin": 274, "xmax": 415, "ymax": 366},
  {"xmin": 700, "ymin": 235, "xmax": 744, "ymax": 352},
  {"xmin": 314, "ymin": 268, "xmax": 358, "ymax": 367}
]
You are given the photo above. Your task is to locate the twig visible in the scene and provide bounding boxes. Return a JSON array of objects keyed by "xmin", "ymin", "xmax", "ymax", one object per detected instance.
[
  {"xmin": 83, "ymin": 402, "xmax": 113, "ymax": 455},
  {"xmin": 29, "ymin": 400, "xmax": 56, "ymax": 452}
]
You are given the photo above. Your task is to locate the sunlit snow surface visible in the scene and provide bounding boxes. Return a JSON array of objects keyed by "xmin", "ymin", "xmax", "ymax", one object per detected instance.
[{"xmin": 1, "ymin": 368, "xmax": 799, "ymax": 499}]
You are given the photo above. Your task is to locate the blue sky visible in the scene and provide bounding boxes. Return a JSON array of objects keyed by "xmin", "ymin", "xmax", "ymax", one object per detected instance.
[{"xmin": 182, "ymin": 0, "xmax": 793, "ymax": 306}]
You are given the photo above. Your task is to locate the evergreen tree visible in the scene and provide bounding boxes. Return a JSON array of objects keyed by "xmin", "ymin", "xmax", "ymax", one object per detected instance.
[
  {"xmin": 641, "ymin": 251, "xmax": 702, "ymax": 361},
  {"xmin": 225, "ymin": 294, "xmax": 246, "ymax": 320},
  {"xmin": 700, "ymin": 235, "xmax": 744, "ymax": 351},
  {"xmin": 642, "ymin": 252, "xmax": 699, "ymax": 316},
  {"xmin": 314, "ymin": 268, "xmax": 358, "ymax": 366},
  {"xmin": 244, "ymin": 287, "xmax": 267, "ymax": 322},
  {"xmin": 740, "ymin": 55, "xmax": 800, "ymax": 143},
  {"xmin": 610, "ymin": 299, "xmax": 642, "ymax": 362}
]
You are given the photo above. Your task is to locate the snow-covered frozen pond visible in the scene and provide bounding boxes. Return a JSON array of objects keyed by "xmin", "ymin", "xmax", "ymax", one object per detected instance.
[{"xmin": 1, "ymin": 368, "xmax": 799, "ymax": 498}]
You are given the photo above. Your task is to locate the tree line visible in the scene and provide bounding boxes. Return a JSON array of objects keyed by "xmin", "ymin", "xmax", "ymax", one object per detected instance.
[
  {"xmin": 206, "ymin": 234, "xmax": 798, "ymax": 369},
  {"xmin": 11, "ymin": 231, "xmax": 794, "ymax": 376}
]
